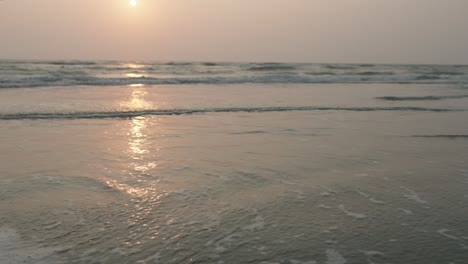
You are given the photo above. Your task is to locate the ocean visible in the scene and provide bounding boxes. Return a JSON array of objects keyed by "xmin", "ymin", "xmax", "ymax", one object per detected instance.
[{"xmin": 1, "ymin": 61, "xmax": 468, "ymax": 263}]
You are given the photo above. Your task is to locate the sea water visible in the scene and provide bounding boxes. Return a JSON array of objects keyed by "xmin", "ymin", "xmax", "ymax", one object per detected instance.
[{"xmin": 1, "ymin": 61, "xmax": 468, "ymax": 263}]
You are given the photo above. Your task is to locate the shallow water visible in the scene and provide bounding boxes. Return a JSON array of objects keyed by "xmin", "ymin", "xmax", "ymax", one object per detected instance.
[{"xmin": 1, "ymin": 80, "xmax": 468, "ymax": 263}]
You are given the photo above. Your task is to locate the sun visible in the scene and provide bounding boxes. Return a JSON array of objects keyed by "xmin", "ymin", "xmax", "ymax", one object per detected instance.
[{"xmin": 130, "ymin": 0, "xmax": 137, "ymax": 7}]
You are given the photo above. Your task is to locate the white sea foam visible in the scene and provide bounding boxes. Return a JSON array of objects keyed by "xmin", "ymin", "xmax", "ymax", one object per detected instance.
[
  {"xmin": 355, "ymin": 190, "xmax": 370, "ymax": 198},
  {"xmin": 438, "ymin": 229, "xmax": 460, "ymax": 241},
  {"xmin": 0, "ymin": 227, "xmax": 65, "ymax": 264},
  {"xmin": 437, "ymin": 230, "xmax": 468, "ymax": 249},
  {"xmin": 242, "ymin": 215, "xmax": 265, "ymax": 231},
  {"xmin": 355, "ymin": 190, "xmax": 385, "ymax": 204},
  {"xmin": 326, "ymin": 249, "xmax": 347, "ymax": 264},
  {"xmin": 212, "ymin": 233, "xmax": 241, "ymax": 253},
  {"xmin": 320, "ymin": 186, "xmax": 337, "ymax": 197},
  {"xmin": 401, "ymin": 187, "xmax": 429, "ymax": 205},
  {"xmin": 318, "ymin": 204, "xmax": 332, "ymax": 209},
  {"xmin": 369, "ymin": 198, "xmax": 385, "ymax": 204},
  {"xmin": 43, "ymin": 221, "xmax": 62, "ymax": 230},
  {"xmin": 0, "ymin": 227, "xmax": 17, "ymax": 250},
  {"xmin": 398, "ymin": 208, "xmax": 413, "ymax": 215},
  {"xmin": 338, "ymin": 205, "xmax": 367, "ymax": 219}
]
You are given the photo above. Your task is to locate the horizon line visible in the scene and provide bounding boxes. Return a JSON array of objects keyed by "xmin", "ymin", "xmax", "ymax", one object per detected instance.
[{"xmin": 1, "ymin": 58, "xmax": 467, "ymax": 67}]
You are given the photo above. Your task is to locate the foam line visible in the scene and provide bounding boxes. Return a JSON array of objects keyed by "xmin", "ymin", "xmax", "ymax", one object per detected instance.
[{"xmin": 0, "ymin": 106, "xmax": 462, "ymax": 120}]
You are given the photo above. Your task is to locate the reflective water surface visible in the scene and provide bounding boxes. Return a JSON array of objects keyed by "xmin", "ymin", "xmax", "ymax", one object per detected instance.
[{"xmin": 1, "ymin": 83, "xmax": 468, "ymax": 263}]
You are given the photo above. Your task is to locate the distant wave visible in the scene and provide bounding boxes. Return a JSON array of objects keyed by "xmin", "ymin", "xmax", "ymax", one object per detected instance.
[
  {"xmin": 430, "ymin": 71, "xmax": 466, "ymax": 76},
  {"xmin": 305, "ymin": 72, "xmax": 336, "ymax": 76},
  {"xmin": 46, "ymin": 61, "xmax": 97, "ymax": 66},
  {"xmin": 201, "ymin": 62, "xmax": 217, "ymax": 66},
  {"xmin": 165, "ymin": 62, "xmax": 193, "ymax": 66},
  {"xmin": 230, "ymin": 130, "xmax": 268, "ymax": 135},
  {"xmin": 415, "ymin": 68, "xmax": 467, "ymax": 76},
  {"xmin": 0, "ymin": 106, "xmax": 461, "ymax": 120},
  {"xmin": 412, "ymin": 135, "xmax": 468, "ymax": 139},
  {"xmin": 2, "ymin": 74, "xmax": 467, "ymax": 89},
  {"xmin": 416, "ymin": 75, "xmax": 441, "ymax": 80},
  {"xmin": 113, "ymin": 67, "xmax": 154, "ymax": 71},
  {"xmin": 1, "ymin": 61, "xmax": 468, "ymax": 88},
  {"xmin": 355, "ymin": 71, "xmax": 394, "ymax": 76},
  {"xmin": 376, "ymin": 95, "xmax": 468, "ymax": 101},
  {"xmin": 325, "ymin": 64, "xmax": 357, "ymax": 70},
  {"xmin": 247, "ymin": 65, "xmax": 296, "ymax": 71}
]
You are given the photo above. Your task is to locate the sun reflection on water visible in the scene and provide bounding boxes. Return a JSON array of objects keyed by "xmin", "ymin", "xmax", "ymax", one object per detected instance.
[
  {"xmin": 124, "ymin": 63, "xmax": 147, "ymax": 78},
  {"xmin": 126, "ymin": 73, "xmax": 146, "ymax": 78},
  {"xmin": 125, "ymin": 63, "xmax": 145, "ymax": 69},
  {"xmin": 126, "ymin": 87, "xmax": 159, "ymax": 183},
  {"xmin": 129, "ymin": 117, "xmax": 148, "ymax": 156},
  {"xmin": 108, "ymin": 85, "xmax": 162, "ymax": 198},
  {"xmin": 102, "ymin": 85, "xmax": 168, "ymax": 246},
  {"xmin": 120, "ymin": 86, "xmax": 152, "ymax": 111}
]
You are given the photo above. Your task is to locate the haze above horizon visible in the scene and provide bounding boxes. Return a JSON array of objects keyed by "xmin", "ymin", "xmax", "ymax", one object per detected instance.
[{"xmin": 1, "ymin": 0, "xmax": 468, "ymax": 65}]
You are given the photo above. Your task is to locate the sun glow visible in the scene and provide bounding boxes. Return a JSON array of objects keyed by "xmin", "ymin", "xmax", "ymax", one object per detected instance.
[{"xmin": 130, "ymin": 0, "xmax": 137, "ymax": 7}]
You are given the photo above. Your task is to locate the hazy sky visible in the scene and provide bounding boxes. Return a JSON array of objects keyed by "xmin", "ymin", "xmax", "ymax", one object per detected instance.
[{"xmin": 1, "ymin": 0, "xmax": 468, "ymax": 64}]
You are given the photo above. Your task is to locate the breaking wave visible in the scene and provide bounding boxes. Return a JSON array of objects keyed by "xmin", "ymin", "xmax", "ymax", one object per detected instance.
[
  {"xmin": 247, "ymin": 65, "xmax": 297, "ymax": 71},
  {"xmin": 0, "ymin": 106, "xmax": 462, "ymax": 120},
  {"xmin": 412, "ymin": 135, "xmax": 468, "ymax": 139},
  {"xmin": 376, "ymin": 95, "xmax": 468, "ymax": 101},
  {"xmin": 355, "ymin": 71, "xmax": 395, "ymax": 76},
  {"xmin": 1, "ymin": 61, "xmax": 467, "ymax": 88},
  {"xmin": 1, "ymin": 74, "xmax": 467, "ymax": 89}
]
